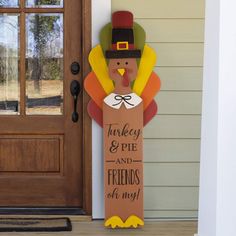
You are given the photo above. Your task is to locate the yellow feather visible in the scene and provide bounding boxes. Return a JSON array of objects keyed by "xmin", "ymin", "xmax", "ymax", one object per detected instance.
[
  {"xmin": 133, "ymin": 45, "xmax": 157, "ymax": 96},
  {"xmin": 88, "ymin": 45, "xmax": 114, "ymax": 95}
]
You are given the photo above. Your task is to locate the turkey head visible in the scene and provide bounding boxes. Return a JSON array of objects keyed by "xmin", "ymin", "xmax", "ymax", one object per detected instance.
[{"xmin": 108, "ymin": 58, "xmax": 138, "ymax": 94}]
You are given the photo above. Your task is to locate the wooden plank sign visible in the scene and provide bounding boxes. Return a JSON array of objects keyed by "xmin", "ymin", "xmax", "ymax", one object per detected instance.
[
  {"xmin": 103, "ymin": 97, "xmax": 144, "ymax": 228},
  {"xmin": 84, "ymin": 11, "xmax": 161, "ymax": 228}
]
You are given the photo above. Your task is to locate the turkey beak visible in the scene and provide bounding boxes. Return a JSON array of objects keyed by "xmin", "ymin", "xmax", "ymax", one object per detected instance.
[{"xmin": 117, "ymin": 68, "xmax": 125, "ymax": 76}]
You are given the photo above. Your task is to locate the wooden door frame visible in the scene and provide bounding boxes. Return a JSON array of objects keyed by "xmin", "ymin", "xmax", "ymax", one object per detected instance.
[
  {"xmin": 81, "ymin": 0, "xmax": 92, "ymax": 215},
  {"xmin": 0, "ymin": 0, "xmax": 92, "ymax": 214}
]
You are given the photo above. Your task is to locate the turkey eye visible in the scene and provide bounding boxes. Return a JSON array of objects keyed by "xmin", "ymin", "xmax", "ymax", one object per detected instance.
[
  {"xmin": 117, "ymin": 62, "xmax": 120, "ymax": 65},
  {"xmin": 125, "ymin": 62, "xmax": 129, "ymax": 65}
]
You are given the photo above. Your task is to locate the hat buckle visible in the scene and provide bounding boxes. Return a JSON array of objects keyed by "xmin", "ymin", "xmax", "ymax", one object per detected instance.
[{"xmin": 116, "ymin": 41, "xmax": 129, "ymax": 50}]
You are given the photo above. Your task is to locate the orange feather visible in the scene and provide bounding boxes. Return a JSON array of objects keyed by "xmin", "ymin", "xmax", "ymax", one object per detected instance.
[
  {"xmin": 140, "ymin": 72, "xmax": 161, "ymax": 110},
  {"xmin": 84, "ymin": 72, "xmax": 107, "ymax": 109}
]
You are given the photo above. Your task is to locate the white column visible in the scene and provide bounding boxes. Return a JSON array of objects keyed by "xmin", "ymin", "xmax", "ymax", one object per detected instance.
[
  {"xmin": 92, "ymin": 0, "xmax": 111, "ymax": 219},
  {"xmin": 198, "ymin": 0, "xmax": 236, "ymax": 235}
]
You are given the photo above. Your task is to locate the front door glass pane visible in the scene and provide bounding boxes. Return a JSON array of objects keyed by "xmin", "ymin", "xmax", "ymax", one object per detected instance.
[
  {"xmin": 26, "ymin": 0, "xmax": 63, "ymax": 8},
  {"xmin": 26, "ymin": 13, "xmax": 63, "ymax": 115},
  {"xmin": 0, "ymin": 0, "xmax": 19, "ymax": 7},
  {"xmin": 0, "ymin": 14, "xmax": 20, "ymax": 115}
]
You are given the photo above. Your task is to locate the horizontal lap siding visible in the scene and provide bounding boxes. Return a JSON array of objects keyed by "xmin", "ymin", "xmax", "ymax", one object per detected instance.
[
  {"xmin": 144, "ymin": 210, "xmax": 198, "ymax": 219},
  {"xmin": 144, "ymin": 187, "xmax": 199, "ymax": 210},
  {"xmin": 144, "ymin": 139, "xmax": 200, "ymax": 162},
  {"xmin": 156, "ymin": 67, "xmax": 203, "ymax": 91},
  {"xmin": 144, "ymin": 115, "xmax": 201, "ymax": 139},
  {"xmin": 112, "ymin": 0, "xmax": 205, "ymax": 18},
  {"xmin": 136, "ymin": 19, "xmax": 204, "ymax": 43},
  {"xmin": 112, "ymin": 0, "xmax": 204, "ymax": 219},
  {"xmin": 153, "ymin": 43, "xmax": 204, "ymax": 67},
  {"xmin": 144, "ymin": 163, "xmax": 200, "ymax": 186},
  {"xmin": 156, "ymin": 91, "xmax": 202, "ymax": 115}
]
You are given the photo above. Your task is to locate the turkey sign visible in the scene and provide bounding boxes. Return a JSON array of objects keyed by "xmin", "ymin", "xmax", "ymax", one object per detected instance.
[{"xmin": 85, "ymin": 11, "xmax": 161, "ymax": 228}]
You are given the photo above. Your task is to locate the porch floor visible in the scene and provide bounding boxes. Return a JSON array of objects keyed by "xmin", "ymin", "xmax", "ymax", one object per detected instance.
[{"xmin": 2, "ymin": 220, "xmax": 197, "ymax": 236}]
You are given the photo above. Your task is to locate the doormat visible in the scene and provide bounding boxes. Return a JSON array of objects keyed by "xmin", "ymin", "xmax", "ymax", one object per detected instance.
[{"xmin": 0, "ymin": 217, "xmax": 72, "ymax": 232}]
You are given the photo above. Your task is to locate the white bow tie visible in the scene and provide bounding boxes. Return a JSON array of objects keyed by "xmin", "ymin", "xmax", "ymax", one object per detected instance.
[{"xmin": 104, "ymin": 93, "xmax": 142, "ymax": 109}]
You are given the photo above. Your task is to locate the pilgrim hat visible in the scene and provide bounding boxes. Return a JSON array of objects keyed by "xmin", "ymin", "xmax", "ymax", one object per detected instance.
[{"xmin": 105, "ymin": 11, "xmax": 141, "ymax": 59}]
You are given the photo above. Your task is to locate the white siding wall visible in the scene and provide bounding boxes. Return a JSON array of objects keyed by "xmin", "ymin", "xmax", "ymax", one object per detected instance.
[{"xmin": 112, "ymin": 0, "xmax": 205, "ymax": 219}]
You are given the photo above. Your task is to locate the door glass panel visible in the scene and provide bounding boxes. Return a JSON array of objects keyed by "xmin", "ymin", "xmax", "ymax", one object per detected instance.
[
  {"xmin": 0, "ymin": 14, "xmax": 20, "ymax": 115},
  {"xmin": 26, "ymin": 13, "xmax": 63, "ymax": 115},
  {"xmin": 26, "ymin": 0, "xmax": 63, "ymax": 8},
  {"xmin": 0, "ymin": 0, "xmax": 19, "ymax": 7}
]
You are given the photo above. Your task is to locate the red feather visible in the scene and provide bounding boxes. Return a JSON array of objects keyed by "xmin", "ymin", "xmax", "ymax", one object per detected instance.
[
  {"xmin": 143, "ymin": 100, "xmax": 158, "ymax": 126},
  {"xmin": 87, "ymin": 100, "xmax": 103, "ymax": 127}
]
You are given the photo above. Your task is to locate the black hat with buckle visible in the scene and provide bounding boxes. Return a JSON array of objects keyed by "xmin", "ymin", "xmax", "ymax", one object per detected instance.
[{"xmin": 105, "ymin": 11, "xmax": 141, "ymax": 59}]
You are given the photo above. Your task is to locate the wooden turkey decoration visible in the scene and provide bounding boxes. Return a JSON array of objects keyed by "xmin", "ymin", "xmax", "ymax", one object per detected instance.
[{"xmin": 85, "ymin": 11, "xmax": 161, "ymax": 228}]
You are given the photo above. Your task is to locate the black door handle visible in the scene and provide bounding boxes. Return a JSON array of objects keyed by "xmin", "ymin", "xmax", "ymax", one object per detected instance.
[{"xmin": 70, "ymin": 80, "xmax": 81, "ymax": 122}]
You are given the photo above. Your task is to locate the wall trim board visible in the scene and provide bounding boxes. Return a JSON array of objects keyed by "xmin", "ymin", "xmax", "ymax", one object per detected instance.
[{"xmin": 91, "ymin": 0, "xmax": 111, "ymax": 219}]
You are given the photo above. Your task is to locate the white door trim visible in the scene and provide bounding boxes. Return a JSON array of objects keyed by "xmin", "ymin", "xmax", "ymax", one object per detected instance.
[
  {"xmin": 198, "ymin": 0, "xmax": 236, "ymax": 235},
  {"xmin": 91, "ymin": 0, "xmax": 111, "ymax": 219}
]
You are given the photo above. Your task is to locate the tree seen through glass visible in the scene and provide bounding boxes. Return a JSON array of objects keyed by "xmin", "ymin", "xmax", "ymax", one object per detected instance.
[
  {"xmin": 26, "ymin": 12, "xmax": 63, "ymax": 114},
  {"xmin": 26, "ymin": 0, "xmax": 63, "ymax": 7},
  {"xmin": 0, "ymin": 0, "xmax": 64, "ymax": 115}
]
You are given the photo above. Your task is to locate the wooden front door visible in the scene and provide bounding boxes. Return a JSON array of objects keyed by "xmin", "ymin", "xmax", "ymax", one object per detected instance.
[{"xmin": 0, "ymin": 0, "xmax": 84, "ymax": 207}]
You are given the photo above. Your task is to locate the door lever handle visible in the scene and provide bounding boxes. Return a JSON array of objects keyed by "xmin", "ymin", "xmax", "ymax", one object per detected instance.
[{"xmin": 70, "ymin": 80, "xmax": 81, "ymax": 122}]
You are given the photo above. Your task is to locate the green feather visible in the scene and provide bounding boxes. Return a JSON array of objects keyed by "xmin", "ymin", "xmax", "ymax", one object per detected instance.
[{"xmin": 99, "ymin": 22, "xmax": 146, "ymax": 66}]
